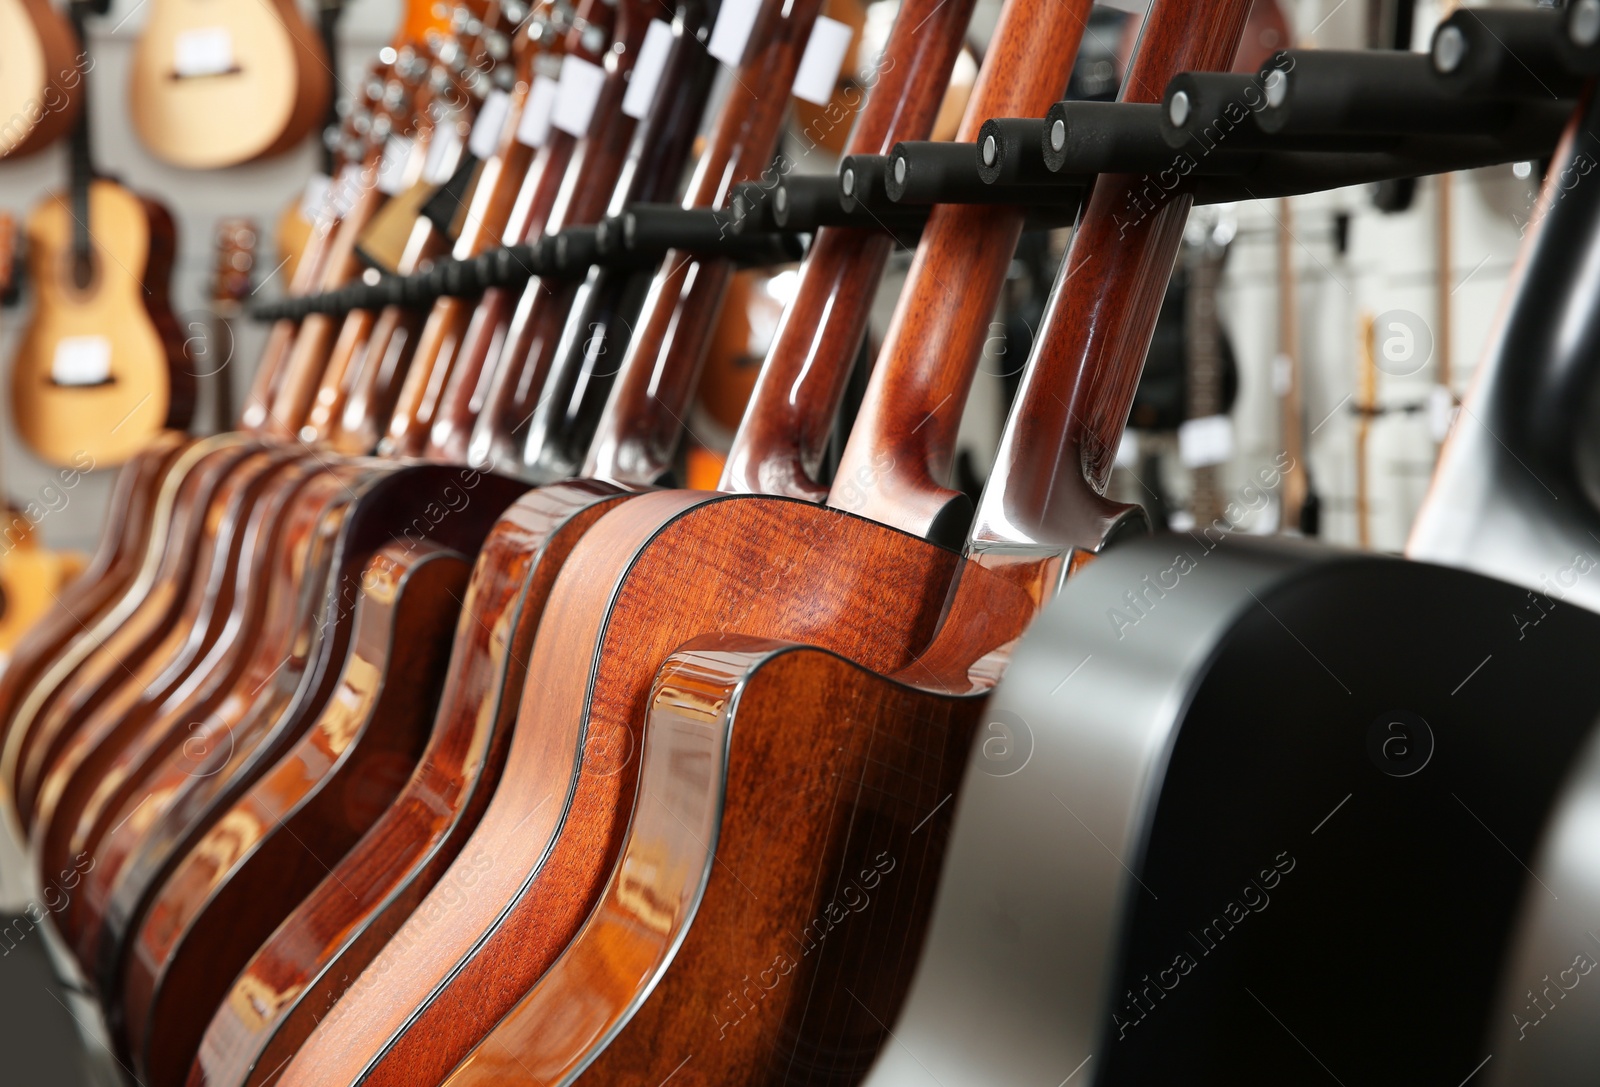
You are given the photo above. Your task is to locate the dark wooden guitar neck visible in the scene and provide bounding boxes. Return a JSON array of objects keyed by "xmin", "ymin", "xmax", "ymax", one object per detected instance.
[{"xmin": 66, "ymin": 0, "xmax": 104, "ymax": 289}]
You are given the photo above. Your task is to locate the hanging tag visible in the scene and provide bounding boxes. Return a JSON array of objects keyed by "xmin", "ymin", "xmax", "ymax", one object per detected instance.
[
  {"xmin": 552, "ymin": 55, "xmax": 606, "ymax": 137},
  {"xmin": 516, "ymin": 74, "xmax": 560, "ymax": 147},
  {"xmin": 174, "ymin": 27, "xmax": 235, "ymax": 77},
  {"xmin": 622, "ymin": 20, "xmax": 674, "ymax": 120},
  {"xmin": 707, "ymin": 0, "xmax": 761, "ymax": 66},
  {"xmin": 1178, "ymin": 414, "xmax": 1235, "ymax": 468},
  {"xmin": 422, "ymin": 125, "xmax": 464, "ymax": 184},
  {"xmin": 299, "ymin": 173, "xmax": 333, "ymax": 220},
  {"xmin": 51, "ymin": 336, "xmax": 112, "ymax": 386},
  {"xmin": 792, "ymin": 17, "xmax": 853, "ymax": 105},
  {"xmin": 468, "ymin": 89, "xmax": 513, "ymax": 159},
  {"xmin": 376, "ymin": 136, "xmax": 415, "ymax": 196}
]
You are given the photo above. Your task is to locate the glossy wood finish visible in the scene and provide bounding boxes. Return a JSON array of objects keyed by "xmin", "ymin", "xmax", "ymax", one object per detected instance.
[
  {"xmin": 126, "ymin": 541, "xmax": 473, "ymax": 1087},
  {"xmin": 968, "ymin": 0, "xmax": 1254, "ymax": 563},
  {"xmin": 189, "ymin": 482, "xmax": 624, "ymax": 1087},
  {"xmin": 97, "ymin": 468, "xmax": 527, "ymax": 1060},
  {"xmin": 420, "ymin": 0, "xmax": 1087, "ymax": 1079},
  {"xmin": 426, "ymin": 0, "xmax": 665, "ymax": 463},
  {"xmin": 89, "ymin": 468, "xmax": 374, "ymax": 986},
  {"xmin": 31, "ymin": 450, "xmax": 302, "ymax": 886},
  {"xmin": 379, "ymin": 0, "xmax": 552, "ymax": 457},
  {"xmin": 479, "ymin": 7, "xmax": 720, "ymax": 473},
  {"xmin": 458, "ymin": 6, "xmax": 1256, "ymax": 1083},
  {"xmin": 267, "ymin": 178, "xmax": 391, "ymax": 437},
  {"xmin": 9, "ymin": 439, "xmax": 259, "ymax": 819},
  {"xmin": 720, "ymin": 0, "xmax": 980, "ymax": 499},
  {"xmin": 58, "ymin": 459, "xmax": 325, "ymax": 951},
  {"xmin": 574, "ymin": 0, "xmax": 830, "ymax": 487},
  {"xmin": 0, "ymin": 433, "xmax": 187, "ymax": 779},
  {"xmin": 11, "ymin": 180, "xmax": 193, "ymax": 467},
  {"xmin": 281, "ymin": 493, "xmax": 962, "ymax": 1087}
]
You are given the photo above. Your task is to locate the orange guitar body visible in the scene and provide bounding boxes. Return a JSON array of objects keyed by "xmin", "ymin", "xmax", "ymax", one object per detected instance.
[{"xmin": 11, "ymin": 179, "xmax": 192, "ymax": 469}]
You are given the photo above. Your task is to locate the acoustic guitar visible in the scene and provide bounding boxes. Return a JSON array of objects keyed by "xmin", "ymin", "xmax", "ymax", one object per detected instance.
[
  {"xmin": 501, "ymin": 2, "xmax": 1249, "ymax": 1084},
  {"xmin": 271, "ymin": 0, "xmax": 1081, "ymax": 1083},
  {"xmin": 0, "ymin": 0, "xmax": 83, "ymax": 159},
  {"xmin": 129, "ymin": 0, "xmax": 331, "ymax": 168},
  {"xmin": 11, "ymin": 2, "xmax": 192, "ymax": 469}
]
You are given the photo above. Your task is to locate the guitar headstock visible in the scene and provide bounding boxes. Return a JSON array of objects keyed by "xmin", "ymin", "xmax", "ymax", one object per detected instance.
[{"xmin": 210, "ymin": 219, "xmax": 259, "ymax": 306}]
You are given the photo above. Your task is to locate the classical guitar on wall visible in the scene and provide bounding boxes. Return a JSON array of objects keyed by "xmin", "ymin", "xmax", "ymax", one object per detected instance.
[
  {"xmin": 0, "ymin": 0, "xmax": 83, "ymax": 159},
  {"xmin": 129, "ymin": 0, "xmax": 331, "ymax": 168},
  {"xmin": 11, "ymin": 0, "xmax": 192, "ymax": 469}
]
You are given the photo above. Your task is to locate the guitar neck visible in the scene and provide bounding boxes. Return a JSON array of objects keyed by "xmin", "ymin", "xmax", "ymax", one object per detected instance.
[
  {"xmin": 66, "ymin": 0, "xmax": 99, "ymax": 267},
  {"xmin": 316, "ymin": 0, "xmax": 347, "ymax": 176}
]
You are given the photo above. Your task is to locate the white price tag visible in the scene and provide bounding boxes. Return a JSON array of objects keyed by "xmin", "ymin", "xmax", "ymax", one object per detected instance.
[
  {"xmin": 516, "ymin": 74, "xmax": 560, "ymax": 147},
  {"xmin": 792, "ymin": 16, "xmax": 852, "ymax": 105},
  {"xmin": 1178, "ymin": 414, "xmax": 1235, "ymax": 468},
  {"xmin": 552, "ymin": 55, "xmax": 606, "ymax": 137},
  {"xmin": 376, "ymin": 136, "xmax": 415, "ymax": 195},
  {"xmin": 299, "ymin": 173, "xmax": 333, "ymax": 220},
  {"xmin": 174, "ymin": 27, "xmax": 235, "ymax": 77},
  {"xmin": 622, "ymin": 20, "xmax": 674, "ymax": 120},
  {"xmin": 707, "ymin": 0, "xmax": 761, "ymax": 66},
  {"xmin": 468, "ymin": 89, "xmax": 513, "ymax": 160},
  {"xmin": 422, "ymin": 125, "xmax": 464, "ymax": 184},
  {"xmin": 51, "ymin": 336, "xmax": 111, "ymax": 386}
]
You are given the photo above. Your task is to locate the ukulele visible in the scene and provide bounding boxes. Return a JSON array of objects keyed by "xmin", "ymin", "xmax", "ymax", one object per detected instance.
[
  {"xmin": 0, "ymin": 0, "xmax": 83, "ymax": 159},
  {"xmin": 129, "ymin": 0, "xmax": 331, "ymax": 168},
  {"xmin": 10, "ymin": 1, "xmax": 192, "ymax": 469}
]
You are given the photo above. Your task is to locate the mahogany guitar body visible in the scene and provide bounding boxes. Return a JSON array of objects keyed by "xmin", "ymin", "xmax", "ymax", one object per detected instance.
[
  {"xmin": 55, "ymin": 457, "xmax": 328, "ymax": 949},
  {"xmin": 0, "ymin": 0, "xmax": 83, "ymax": 158},
  {"xmin": 11, "ymin": 181, "xmax": 193, "ymax": 468},
  {"xmin": 31, "ymin": 449, "xmax": 301, "ymax": 884},
  {"xmin": 0, "ymin": 433, "xmax": 188, "ymax": 771},
  {"xmin": 130, "ymin": 0, "xmax": 331, "ymax": 167},
  {"xmin": 84, "ymin": 467, "xmax": 376, "ymax": 978},
  {"xmin": 93, "ymin": 469, "xmax": 528, "ymax": 1064},
  {"xmin": 189, "ymin": 482, "xmax": 630, "ymax": 1087},
  {"xmin": 125, "ymin": 539, "xmax": 474, "ymax": 1087},
  {"xmin": 11, "ymin": 440, "xmax": 260, "ymax": 819},
  {"xmin": 282, "ymin": 493, "xmax": 966, "ymax": 1087}
]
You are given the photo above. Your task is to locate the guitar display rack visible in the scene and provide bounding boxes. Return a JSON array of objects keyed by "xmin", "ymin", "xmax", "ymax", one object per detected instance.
[{"xmin": 252, "ymin": 4, "xmax": 1582, "ymax": 324}]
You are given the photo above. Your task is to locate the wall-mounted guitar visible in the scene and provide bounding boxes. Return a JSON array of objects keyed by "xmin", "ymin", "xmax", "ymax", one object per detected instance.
[
  {"xmin": 128, "ymin": 0, "xmax": 331, "ymax": 167},
  {"xmin": 0, "ymin": 0, "xmax": 84, "ymax": 159},
  {"xmin": 10, "ymin": 0, "xmax": 192, "ymax": 469}
]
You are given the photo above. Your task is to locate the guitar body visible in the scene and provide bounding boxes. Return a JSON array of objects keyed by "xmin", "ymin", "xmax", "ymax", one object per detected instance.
[
  {"xmin": 129, "ymin": 0, "xmax": 329, "ymax": 167},
  {"xmin": 0, "ymin": 0, "xmax": 82, "ymax": 159},
  {"xmin": 125, "ymin": 540, "xmax": 472, "ymax": 1087},
  {"xmin": 0, "ymin": 526, "xmax": 85, "ymax": 657},
  {"xmin": 12, "ymin": 180, "xmax": 191, "ymax": 468},
  {"xmin": 280, "ymin": 493, "xmax": 964, "ymax": 1087},
  {"xmin": 187, "ymin": 483, "xmax": 624, "ymax": 1087}
]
